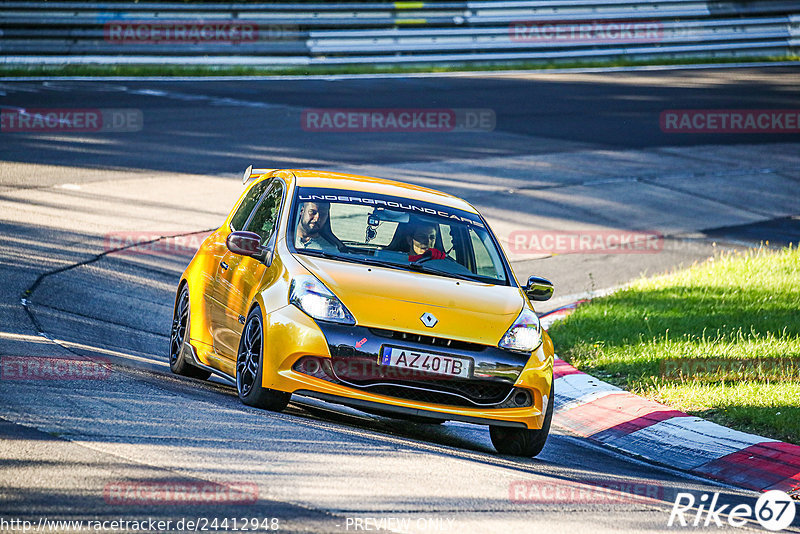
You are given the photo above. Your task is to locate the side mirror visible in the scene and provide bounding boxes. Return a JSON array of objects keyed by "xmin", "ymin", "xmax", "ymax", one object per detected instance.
[
  {"xmin": 524, "ymin": 276, "xmax": 554, "ymax": 301},
  {"xmin": 226, "ymin": 231, "xmax": 263, "ymax": 257}
]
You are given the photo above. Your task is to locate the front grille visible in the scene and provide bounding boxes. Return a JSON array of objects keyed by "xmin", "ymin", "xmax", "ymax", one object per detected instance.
[
  {"xmin": 368, "ymin": 328, "xmax": 485, "ymax": 352},
  {"xmin": 292, "ymin": 356, "xmax": 524, "ymax": 408},
  {"xmin": 364, "ymin": 384, "xmax": 490, "ymax": 407},
  {"xmin": 355, "ymin": 379, "xmax": 512, "ymax": 406}
]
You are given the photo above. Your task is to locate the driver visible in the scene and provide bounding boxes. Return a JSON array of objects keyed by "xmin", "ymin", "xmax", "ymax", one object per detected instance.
[
  {"xmin": 406, "ymin": 222, "xmax": 447, "ymax": 262},
  {"xmin": 295, "ymin": 201, "xmax": 337, "ymax": 251}
]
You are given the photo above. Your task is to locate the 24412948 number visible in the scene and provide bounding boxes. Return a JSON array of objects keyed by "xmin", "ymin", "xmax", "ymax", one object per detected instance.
[{"xmin": 192, "ymin": 517, "xmax": 280, "ymax": 531}]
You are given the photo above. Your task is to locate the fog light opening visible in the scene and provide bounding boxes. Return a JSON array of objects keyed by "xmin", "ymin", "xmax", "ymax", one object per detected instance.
[{"xmin": 513, "ymin": 391, "xmax": 530, "ymax": 407}]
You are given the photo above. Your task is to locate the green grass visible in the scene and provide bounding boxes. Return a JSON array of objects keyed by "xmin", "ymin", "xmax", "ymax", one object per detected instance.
[
  {"xmin": 549, "ymin": 247, "xmax": 800, "ymax": 444},
  {"xmin": 1, "ymin": 54, "xmax": 797, "ymax": 77}
]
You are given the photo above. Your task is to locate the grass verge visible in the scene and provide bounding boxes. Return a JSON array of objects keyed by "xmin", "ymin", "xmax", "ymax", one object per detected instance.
[
  {"xmin": 549, "ymin": 247, "xmax": 800, "ymax": 444},
  {"xmin": 0, "ymin": 54, "xmax": 797, "ymax": 77}
]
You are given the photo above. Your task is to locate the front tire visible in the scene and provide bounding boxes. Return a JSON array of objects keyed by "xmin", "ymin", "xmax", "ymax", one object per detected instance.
[
  {"xmin": 490, "ymin": 381, "xmax": 554, "ymax": 457},
  {"xmin": 169, "ymin": 284, "xmax": 211, "ymax": 380},
  {"xmin": 236, "ymin": 307, "xmax": 291, "ymax": 412}
]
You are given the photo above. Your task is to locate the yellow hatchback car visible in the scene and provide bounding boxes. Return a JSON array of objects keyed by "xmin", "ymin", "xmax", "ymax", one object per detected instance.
[{"xmin": 169, "ymin": 168, "xmax": 556, "ymax": 456}]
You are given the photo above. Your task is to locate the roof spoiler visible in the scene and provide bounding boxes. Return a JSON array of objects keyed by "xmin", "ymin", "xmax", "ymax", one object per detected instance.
[{"xmin": 242, "ymin": 165, "xmax": 278, "ymax": 185}]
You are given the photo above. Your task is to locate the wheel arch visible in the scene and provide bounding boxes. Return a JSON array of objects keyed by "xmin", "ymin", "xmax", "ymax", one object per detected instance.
[
  {"xmin": 176, "ymin": 275, "xmax": 215, "ymax": 350},
  {"xmin": 175, "ymin": 278, "xmax": 189, "ymax": 305},
  {"xmin": 247, "ymin": 296, "xmax": 266, "ymax": 353}
]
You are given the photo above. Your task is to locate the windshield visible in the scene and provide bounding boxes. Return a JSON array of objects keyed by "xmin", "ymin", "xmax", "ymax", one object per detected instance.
[{"xmin": 288, "ymin": 187, "xmax": 511, "ymax": 285}]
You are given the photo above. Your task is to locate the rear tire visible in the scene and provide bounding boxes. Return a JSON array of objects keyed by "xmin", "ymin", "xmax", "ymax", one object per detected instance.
[
  {"xmin": 490, "ymin": 381, "xmax": 554, "ymax": 457},
  {"xmin": 169, "ymin": 284, "xmax": 211, "ymax": 380},
  {"xmin": 236, "ymin": 307, "xmax": 291, "ymax": 412}
]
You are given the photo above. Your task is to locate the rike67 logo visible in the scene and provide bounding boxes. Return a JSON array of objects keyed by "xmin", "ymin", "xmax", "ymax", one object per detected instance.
[{"xmin": 668, "ymin": 490, "xmax": 796, "ymax": 531}]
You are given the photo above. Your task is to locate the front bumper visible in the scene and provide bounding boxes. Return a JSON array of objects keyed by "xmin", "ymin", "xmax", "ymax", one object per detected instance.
[
  {"xmin": 262, "ymin": 305, "xmax": 553, "ymax": 429},
  {"xmin": 295, "ymin": 390, "xmax": 528, "ymax": 428}
]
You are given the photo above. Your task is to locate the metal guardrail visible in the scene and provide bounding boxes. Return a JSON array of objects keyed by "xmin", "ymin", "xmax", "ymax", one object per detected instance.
[{"xmin": 1, "ymin": 1, "xmax": 798, "ymax": 66}]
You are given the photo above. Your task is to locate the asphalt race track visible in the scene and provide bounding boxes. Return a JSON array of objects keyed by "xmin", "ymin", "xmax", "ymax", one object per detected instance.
[{"xmin": 1, "ymin": 67, "xmax": 799, "ymax": 533}]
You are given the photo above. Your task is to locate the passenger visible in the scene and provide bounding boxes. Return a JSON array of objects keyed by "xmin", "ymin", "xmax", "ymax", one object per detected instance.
[
  {"xmin": 406, "ymin": 222, "xmax": 447, "ymax": 262},
  {"xmin": 295, "ymin": 202, "xmax": 337, "ymax": 251}
]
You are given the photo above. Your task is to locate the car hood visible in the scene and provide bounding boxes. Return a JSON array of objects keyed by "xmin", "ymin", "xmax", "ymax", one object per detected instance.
[{"xmin": 295, "ymin": 255, "xmax": 524, "ymax": 346}]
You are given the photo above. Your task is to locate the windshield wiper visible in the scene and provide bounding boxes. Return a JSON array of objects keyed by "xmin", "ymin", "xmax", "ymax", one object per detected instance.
[
  {"xmin": 345, "ymin": 255, "xmax": 418, "ymax": 272},
  {"xmin": 298, "ymin": 250, "xmax": 411, "ymax": 271},
  {"xmin": 295, "ymin": 249, "xmax": 342, "ymax": 260},
  {"xmin": 299, "ymin": 249, "xmax": 478, "ymax": 282},
  {"xmin": 350, "ymin": 255, "xmax": 475, "ymax": 281},
  {"xmin": 406, "ymin": 262, "xmax": 477, "ymax": 282}
]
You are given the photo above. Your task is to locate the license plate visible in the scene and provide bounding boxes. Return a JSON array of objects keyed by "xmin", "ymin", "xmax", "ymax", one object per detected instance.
[{"xmin": 379, "ymin": 347, "xmax": 472, "ymax": 379}]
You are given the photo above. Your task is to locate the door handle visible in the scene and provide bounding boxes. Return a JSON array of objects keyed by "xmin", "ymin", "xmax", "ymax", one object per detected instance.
[{"xmin": 220, "ymin": 261, "xmax": 229, "ymax": 271}]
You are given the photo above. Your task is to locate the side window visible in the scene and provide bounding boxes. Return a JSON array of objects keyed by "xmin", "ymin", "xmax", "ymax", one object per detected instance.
[
  {"xmin": 245, "ymin": 183, "xmax": 283, "ymax": 242},
  {"xmin": 469, "ymin": 228, "xmax": 505, "ymax": 279},
  {"xmin": 230, "ymin": 179, "xmax": 270, "ymax": 231},
  {"xmin": 439, "ymin": 223, "xmax": 455, "ymax": 258}
]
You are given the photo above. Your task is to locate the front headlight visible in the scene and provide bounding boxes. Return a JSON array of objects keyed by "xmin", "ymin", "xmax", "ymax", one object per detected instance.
[
  {"xmin": 499, "ymin": 306, "xmax": 542, "ymax": 353},
  {"xmin": 289, "ymin": 275, "xmax": 356, "ymax": 325}
]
